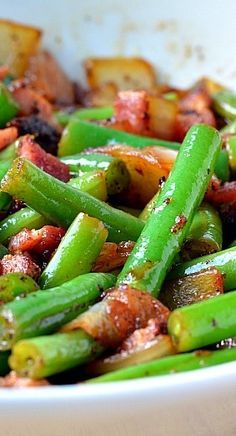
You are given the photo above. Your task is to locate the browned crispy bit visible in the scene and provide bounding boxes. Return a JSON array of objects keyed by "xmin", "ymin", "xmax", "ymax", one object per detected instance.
[
  {"xmin": 61, "ymin": 285, "xmax": 170, "ymax": 348},
  {"xmin": 0, "ymin": 253, "xmax": 41, "ymax": 280},
  {"xmin": 92, "ymin": 241, "xmax": 134, "ymax": 273},
  {"xmin": 17, "ymin": 134, "xmax": 70, "ymax": 182},
  {"xmin": 26, "ymin": 50, "xmax": 74, "ymax": 105},
  {"xmin": 9, "ymin": 225, "xmax": 65, "ymax": 257}
]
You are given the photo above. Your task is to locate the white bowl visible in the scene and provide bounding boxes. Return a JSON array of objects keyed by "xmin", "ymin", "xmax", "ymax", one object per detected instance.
[{"xmin": 0, "ymin": 1, "xmax": 236, "ymax": 435}]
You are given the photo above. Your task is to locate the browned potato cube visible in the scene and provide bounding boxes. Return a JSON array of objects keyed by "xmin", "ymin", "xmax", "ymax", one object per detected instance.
[
  {"xmin": 0, "ymin": 19, "xmax": 41, "ymax": 77},
  {"xmin": 148, "ymin": 96, "xmax": 178, "ymax": 141},
  {"xmin": 84, "ymin": 57, "xmax": 157, "ymax": 92}
]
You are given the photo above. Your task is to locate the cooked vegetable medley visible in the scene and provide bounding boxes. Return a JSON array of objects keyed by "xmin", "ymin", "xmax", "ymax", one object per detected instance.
[{"xmin": 0, "ymin": 19, "xmax": 235, "ymax": 388}]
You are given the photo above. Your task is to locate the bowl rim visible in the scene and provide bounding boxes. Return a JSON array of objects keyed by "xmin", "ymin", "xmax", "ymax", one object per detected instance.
[{"xmin": 0, "ymin": 360, "xmax": 235, "ymax": 401}]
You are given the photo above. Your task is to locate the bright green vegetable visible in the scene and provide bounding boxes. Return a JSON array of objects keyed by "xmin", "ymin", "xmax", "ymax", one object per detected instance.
[
  {"xmin": 0, "ymin": 207, "xmax": 47, "ymax": 244},
  {"xmin": 58, "ymin": 119, "xmax": 180, "ymax": 157},
  {"xmin": 117, "ymin": 124, "xmax": 221, "ymax": 296},
  {"xmin": 168, "ymin": 290, "xmax": 236, "ymax": 351},
  {"xmin": 0, "ymin": 83, "xmax": 19, "ymax": 127},
  {"xmin": 9, "ymin": 330, "xmax": 103, "ymax": 379},
  {"xmin": 220, "ymin": 120, "xmax": 236, "ymax": 135},
  {"xmin": 40, "ymin": 213, "xmax": 108, "ymax": 289},
  {"xmin": 213, "ymin": 148, "xmax": 230, "ymax": 182},
  {"xmin": 168, "ymin": 246, "xmax": 236, "ymax": 291},
  {"xmin": 0, "ymin": 273, "xmax": 39, "ymax": 303},
  {"xmin": 181, "ymin": 203, "xmax": 222, "ymax": 260},
  {"xmin": 213, "ymin": 90, "xmax": 236, "ymax": 120},
  {"xmin": 68, "ymin": 171, "xmax": 108, "ymax": 201},
  {"xmin": 88, "ymin": 348, "xmax": 236, "ymax": 383},
  {"xmin": 62, "ymin": 153, "xmax": 130, "ymax": 196},
  {"xmin": 226, "ymin": 135, "xmax": 236, "ymax": 172},
  {"xmin": 55, "ymin": 106, "xmax": 114, "ymax": 127},
  {"xmin": 0, "ymin": 243, "xmax": 7, "ymax": 258},
  {"xmin": 141, "ymin": 201, "xmax": 222, "ymax": 260},
  {"xmin": 1, "ymin": 158, "xmax": 144, "ymax": 243},
  {"xmin": 0, "ymin": 272, "xmax": 115, "ymax": 350}
]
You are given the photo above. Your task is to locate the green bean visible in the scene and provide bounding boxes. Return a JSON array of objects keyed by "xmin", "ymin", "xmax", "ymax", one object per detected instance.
[
  {"xmin": 62, "ymin": 153, "xmax": 130, "ymax": 196},
  {"xmin": 168, "ymin": 246, "xmax": 236, "ymax": 291},
  {"xmin": 220, "ymin": 120, "xmax": 236, "ymax": 135},
  {"xmin": 68, "ymin": 171, "xmax": 107, "ymax": 201},
  {"xmin": 9, "ymin": 330, "xmax": 103, "ymax": 379},
  {"xmin": 0, "ymin": 143, "xmax": 16, "ymax": 161},
  {"xmin": 39, "ymin": 213, "xmax": 108, "ymax": 289},
  {"xmin": 0, "ymin": 273, "xmax": 39, "ymax": 304},
  {"xmin": 58, "ymin": 119, "xmax": 180, "ymax": 157},
  {"xmin": 213, "ymin": 90, "xmax": 236, "ymax": 120},
  {"xmin": 226, "ymin": 135, "xmax": 236, "ymax": 172},
  {"xmin": 0, "ymin": 207, "xmax": 48, "ymax": 244},
  {"xmin": 213, "ymin": 148, "xmax": 230, "ymax": 182},
  {"xmin": 54, "ymin": 106, "xmax": 114, "ymax": 127},
  {"xmin": 141, "ymin": 201, "xmax": 222, "ymax": 260},
  {"xmin": 168, "ymin": 290, "xmax": 236, "ymax": 351},
  {"xmin": 0, "ymin": 83, "xmax": 19, "ymax": 127},
  {"xmin": 88, "ymin": 348, "xmax": 236, "ymax": 383},
  {"xmin": 117, "ymin": 124, "xmax": 221, "ymax": 296},
  {"xmin": 182, "ymin": 203, "xmax": 222, "ymax": 260},
  {"xmin": 1, "ymin": 158, "xmax": 144, "ymax": 243},
  {"xmin": 0, "ymin": 243, "xmax": 7, "ymax": 258},
  {"xmin": 0, "ymin": 272, "xmax": 115, "ymax": 350}
]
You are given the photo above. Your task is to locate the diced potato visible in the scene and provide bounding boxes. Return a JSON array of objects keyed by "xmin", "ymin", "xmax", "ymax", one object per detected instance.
[
  {"xmin": 147, "ymin": 96, "xmax": 178, "ymax": 140},
  {"xmin": 88, "ymin": 83, "xmax": 118, "ymax": 107},
  {"xmin": 0, "ymin": 19, "xmax": 41, "ymax": 78},
  {"xmin": 84, "ymin": 57, "xmax": 157, "ymax": 92},
  {"xmin": 196, "ymin": 77, "xmax": 225, "ymax": 96}
]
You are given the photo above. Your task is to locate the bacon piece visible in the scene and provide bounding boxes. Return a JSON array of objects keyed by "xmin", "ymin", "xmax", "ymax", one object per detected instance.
[
  {"xmin": 175, "ymin": 108, "xmax": 216, "ymax": 142},
  {"xmin": 62, "ymin": 285, "xmax": 170, "ymax": 348},
  {"xmin": 120, "ymin": 318, "xmax": 166, "ymax": 353},
  {"xmin": 9, "ymin": 225, "xmax": 65, "ymax": 257},
  {"xmin": 114, "ymin": 90, "xmax": 148, "ymax": 134},
  {"xmin": 205, "ymin": 181, "xmax": 236, "ymax": 205},
  {"xmin": 18, "ymin": 134, "xmax": 70, "ymax": 182},
  {"xmin": 26, "ymin": 50, "xmax": 74, "ymax": 105},
  {"xmin": 11, "ymin": 85, "xmax": 52, "ymax": 121},
  {"xmin": 179, "ymin": 85, "xmax": 212, "ymax": 112},
  {"xmin": 0, "ymin": 371, "xmax": 49, "ymax": 388},
  {"xmin": 0, "ymin": 127, "xmax": 18, "ymax": 151},
  {"xmin": 92, "ymin": 241, "xmax": 134, "ymax": 273},
  {"xmin": 0, "ymin": 253, "xmax": 41, "ymax": 280},
  {"xmin": 0, "ymin": 65, "xmax": 10, "ymax": 81}
]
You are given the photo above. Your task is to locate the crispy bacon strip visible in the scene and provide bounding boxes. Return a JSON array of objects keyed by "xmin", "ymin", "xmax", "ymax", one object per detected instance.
[
  {"xmin": 92, "ymin": 241, "xmax": 134, "ymax": 272},
  {"xmin": 11, "ymin": 84, "xmax": 52, "ymax": 121},
  {"xmin": 120, "ymin": 318, "xmax": 167, "ymax": 353},
  {"xmin": 175, "ymin": 108, "xmax": 216, "ymax": 142},
  {"xmin": 9, "ymin": 225, "xmax": 65, "ymax": 256},
  {"xmin": 0, "ymin": 253, "xmax": 41, "ymax": 280},
  {"xmin": 0, "ymin": 126, "xmax": 18, "ymax": 151},
  {"xmin": 114, "ymin": 90, "xmax": 148, "ymax": 134},
  {"xmin": 18, "ymin": 134, "xmax": 70, "ymax": 182},
  {"xmin": 61, "ymin": 285, "xmax": 170, "ymax": 348},
  {"xmin": 205, "ymin": 181, "xmax": 236, "ymax": 205}
]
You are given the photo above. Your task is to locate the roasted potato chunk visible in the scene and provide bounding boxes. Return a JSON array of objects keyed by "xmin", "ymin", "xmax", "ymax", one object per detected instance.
[
  {"xmin": 0, "ymin": 19, "xmax": 41, "ymax": 77},
  {"xmin": 85, "ymin": 57, "xmax": 157, "ymax": 92}
]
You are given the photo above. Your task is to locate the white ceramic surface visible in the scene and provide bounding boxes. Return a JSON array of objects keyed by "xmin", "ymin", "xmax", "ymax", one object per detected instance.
[{"xmin": 0, "ymin": 1, "xmax": 236, "ymax": 435}]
